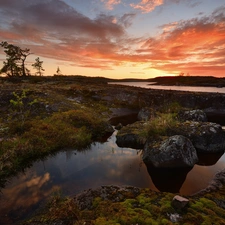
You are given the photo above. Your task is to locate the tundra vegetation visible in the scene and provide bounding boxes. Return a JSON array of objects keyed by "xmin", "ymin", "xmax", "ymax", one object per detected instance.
[
  {"xmin": 22, "ymin": 185, "xmax": 225, "ymax": 225},
  {"xmin": 0, "ymin": 76, "xmax": 224, "ymax": 225},
  {"xmin": 0, "ymin": 41, "xmax": 225, "ymax": 223}
]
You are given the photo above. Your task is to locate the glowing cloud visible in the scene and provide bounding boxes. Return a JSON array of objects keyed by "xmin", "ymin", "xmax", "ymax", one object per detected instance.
[
  {"xmin": 101, "ymin": 0, "xmax": 121, "ymax": 10},
  {"xmin": 130, "ymin": 0, "xmax": 164, "ymax": 13}
]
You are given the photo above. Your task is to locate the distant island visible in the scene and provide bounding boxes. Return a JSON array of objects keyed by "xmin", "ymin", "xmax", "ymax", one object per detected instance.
[{"xmin": 147, "ymin": 76, "xmax": 225, "ymax": 87}]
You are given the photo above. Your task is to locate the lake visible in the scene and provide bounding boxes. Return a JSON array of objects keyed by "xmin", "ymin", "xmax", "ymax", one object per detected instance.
[{"xmin": 109, "ymin": 82, "xmax": 225, "ymax": 93}]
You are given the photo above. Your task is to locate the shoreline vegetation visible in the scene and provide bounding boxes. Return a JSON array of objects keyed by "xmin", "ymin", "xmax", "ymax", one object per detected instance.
[{"xmin": 0, "ymin": 75, "xmax": 225, "ymax": 224}]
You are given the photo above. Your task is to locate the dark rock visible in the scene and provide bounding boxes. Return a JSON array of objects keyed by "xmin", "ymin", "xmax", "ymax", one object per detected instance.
[
  {"xmin": 171, "ymin": 121, "xmax": 225, "ymax": 153},
  {"xmin": 143, "ymin": 135, "xmax": 198, "ymax": 168},
  {"xmin": 115, "ymin": 123, "xmax": 123, "ymax": 130},
  {"xmin": 172, "ymin": 195, "xmax": 189, "ymax": 209},
  {"xmin": 138, "ymin": 107, "xmax": 156, "ymax": 121},
  {"xmin": 116, "ymin": 121, "xmax": 146, "ymax": 149},
  {"xmin": 178, "ymin": 109, "xmax": 207, "ymax": 122}
]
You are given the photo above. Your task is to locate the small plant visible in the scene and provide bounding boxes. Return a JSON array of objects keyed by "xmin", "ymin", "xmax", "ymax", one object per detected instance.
[
  {"xmin": 9, "ymin": 89, "xmax": 38, "ymax": 131},
  {"xmin": 160, "ymin": 101, "xmax": 182, "ymax": 114}
]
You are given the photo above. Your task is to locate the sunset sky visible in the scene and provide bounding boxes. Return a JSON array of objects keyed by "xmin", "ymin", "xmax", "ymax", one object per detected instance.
[{"xmin": 0, "ymin": 0, "xmax": 225, "ymax": 79}]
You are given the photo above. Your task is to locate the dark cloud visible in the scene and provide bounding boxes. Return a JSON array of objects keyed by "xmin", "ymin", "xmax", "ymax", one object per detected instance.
[
  {"xmin": 1, "ymin": 1, "xmax": 127, "ymax": 44},
  {"xmin": 118, "ymin": 13, "xmax": 136, "ymax": 28}
]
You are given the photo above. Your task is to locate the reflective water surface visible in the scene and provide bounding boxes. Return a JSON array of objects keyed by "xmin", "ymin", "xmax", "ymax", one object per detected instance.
[
  {"xmin": 0, "ymin": 130, "xmax": 225, "ymax": 224},
  {"xmin": 109, "ymin": 82, "xmax": 225, "ymax": 93}
]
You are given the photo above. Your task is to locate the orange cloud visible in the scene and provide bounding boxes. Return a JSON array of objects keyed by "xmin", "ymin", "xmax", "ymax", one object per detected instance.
[
  {"xmin": 139, "ymin": 10, "xmax": 225, "ymax": 76},
  {"xmin": 130, "ymin": 0, "xmax": 164, "ymax": 13},
  {"xmin": 102, "ymin": 0, "xmax": 121, "ymax": 10}
]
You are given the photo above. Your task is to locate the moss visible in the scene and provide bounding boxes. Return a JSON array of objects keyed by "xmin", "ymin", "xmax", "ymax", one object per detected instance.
[
  {"xmin": 92, "ymin": 197, "xmax": 102, "ymax": 208},
  {"xmin": 22, "ymin": 185, "xmax": 225, "ymax": 225},
  {"xmin": 161, "ymin": 218, "xmax": 172, "ymax": 225},
  {"xmin": 199, "ymin": 197, "xmax": 217, "ymax": 208},
  {"xmin": 94, "ymin": 217, "xmax": 120, "ymax": 225}
]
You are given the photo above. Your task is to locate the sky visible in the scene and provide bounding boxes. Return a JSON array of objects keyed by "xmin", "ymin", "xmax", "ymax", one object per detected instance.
[{"xmin": 0, "ymin": 0, "xmax": 225, "ymax": 79}]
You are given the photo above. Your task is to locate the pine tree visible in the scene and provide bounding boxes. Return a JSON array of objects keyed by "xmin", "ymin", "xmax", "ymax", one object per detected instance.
[{"xmin": 32, "ymin": 57, "xmax": 45, "ymax": 76}]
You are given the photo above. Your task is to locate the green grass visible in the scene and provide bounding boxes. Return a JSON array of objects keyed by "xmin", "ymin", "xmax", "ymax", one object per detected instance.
[{"xmin": 138, "ymin": 112, "xmax": 178, "ymax": 139}]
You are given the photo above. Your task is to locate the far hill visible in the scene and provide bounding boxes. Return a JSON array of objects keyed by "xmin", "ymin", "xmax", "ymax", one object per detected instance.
[{"xmin": 147, "ymin": 76, "xmax": 225, "ymax": 87}]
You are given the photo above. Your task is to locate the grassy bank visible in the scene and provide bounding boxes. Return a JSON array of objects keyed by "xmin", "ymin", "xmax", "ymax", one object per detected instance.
[{"xmin": 0, "ymin": 107, "xmax": 112, "ymax": 188}]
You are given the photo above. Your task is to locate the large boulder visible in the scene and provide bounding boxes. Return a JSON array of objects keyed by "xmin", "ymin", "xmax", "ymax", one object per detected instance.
[
  {"xmin": 178, "ymin": 109, "xmax": 207, "ymax": 122},
  {"xmin": 171, "ymin": 121, "xmax": 225, "ymax": 153},
  {"xmin": 116, "ymin": 121, "xmax": 146, "ymax": 149},
  {"xmin": 143, "ymin": 135, "xmax": 198, "ymax": 168}
]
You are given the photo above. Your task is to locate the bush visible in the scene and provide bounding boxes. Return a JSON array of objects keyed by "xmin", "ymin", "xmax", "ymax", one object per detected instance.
[{"xmin": 145, "ymin": 113, "xmax": 178, "ymax": 137}]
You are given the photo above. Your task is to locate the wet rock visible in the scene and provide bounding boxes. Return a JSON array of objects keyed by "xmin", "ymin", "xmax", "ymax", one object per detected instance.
[
  {"xmin": 116, "ymin": 121, "xmax": 146, "ymax": 149},
  {"xmin": 143, "ymin": 135, "xmax": 198, "ymax": 168},
  {"xmin": 171, "ymin": 121, "xmax": 225, "ymax": 153},
  {"xmin": 178, "ymin": 109, "xmax": 207, "ymax": 122},
  {"xmin": 172, "ymin": 195, "xmax": 189, "ymax": 210}
]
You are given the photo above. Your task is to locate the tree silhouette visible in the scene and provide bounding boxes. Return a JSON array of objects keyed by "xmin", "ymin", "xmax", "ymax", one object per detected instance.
[
  {"xmin": 56, "ymin": 66, "xmax": 62, "ymax": 75},
  {"xmin": 0, "ymin": 41, "xmax": 31, "ymax": 77},
  {"xmin": 32, "ymin": 57, "xmax": 45, "ymax": 76}
]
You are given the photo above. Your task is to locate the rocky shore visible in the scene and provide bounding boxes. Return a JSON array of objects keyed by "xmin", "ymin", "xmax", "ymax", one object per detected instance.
[{"xmin": 0, "ymin": 76, "xmax": 225, "ymax": 224}]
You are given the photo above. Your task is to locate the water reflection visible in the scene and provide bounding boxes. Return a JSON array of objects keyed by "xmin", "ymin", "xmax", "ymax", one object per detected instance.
[
  {"xmin": 197, "ymin": 152, "xmax": 224, "ymax": 166},
  {"xmin": 0, "ymin": 130, "xmax": 225, "ymax": 224},
  {"xmin": 109, "ymin": 82, "xmax": 225, "ymax": 93},
  {"xmin": 145, "ymin": 165, "xmax": 192, "ymax": 193}
]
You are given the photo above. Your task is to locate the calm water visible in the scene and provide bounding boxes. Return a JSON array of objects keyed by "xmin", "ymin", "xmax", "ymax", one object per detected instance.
[
  {"xmin": 0, "ymin": 129, "xmax": 225, "ymax": 224},
  {"xmin": 109, "ymin": 82, "xmax": 225, "ymax": 93}
]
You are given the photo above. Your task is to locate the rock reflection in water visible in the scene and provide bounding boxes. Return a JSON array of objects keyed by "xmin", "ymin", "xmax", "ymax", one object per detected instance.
[
  {"xmin": 197, "ymin": 152, "xmax": 224, "ymax": 166},
  {"xmin": 145, "ymin": 164, "xmax": 192, "ymax": 193},
  {"xmin": 145, "ymin": 151, "xmax": 224, "ymax": 194}
]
